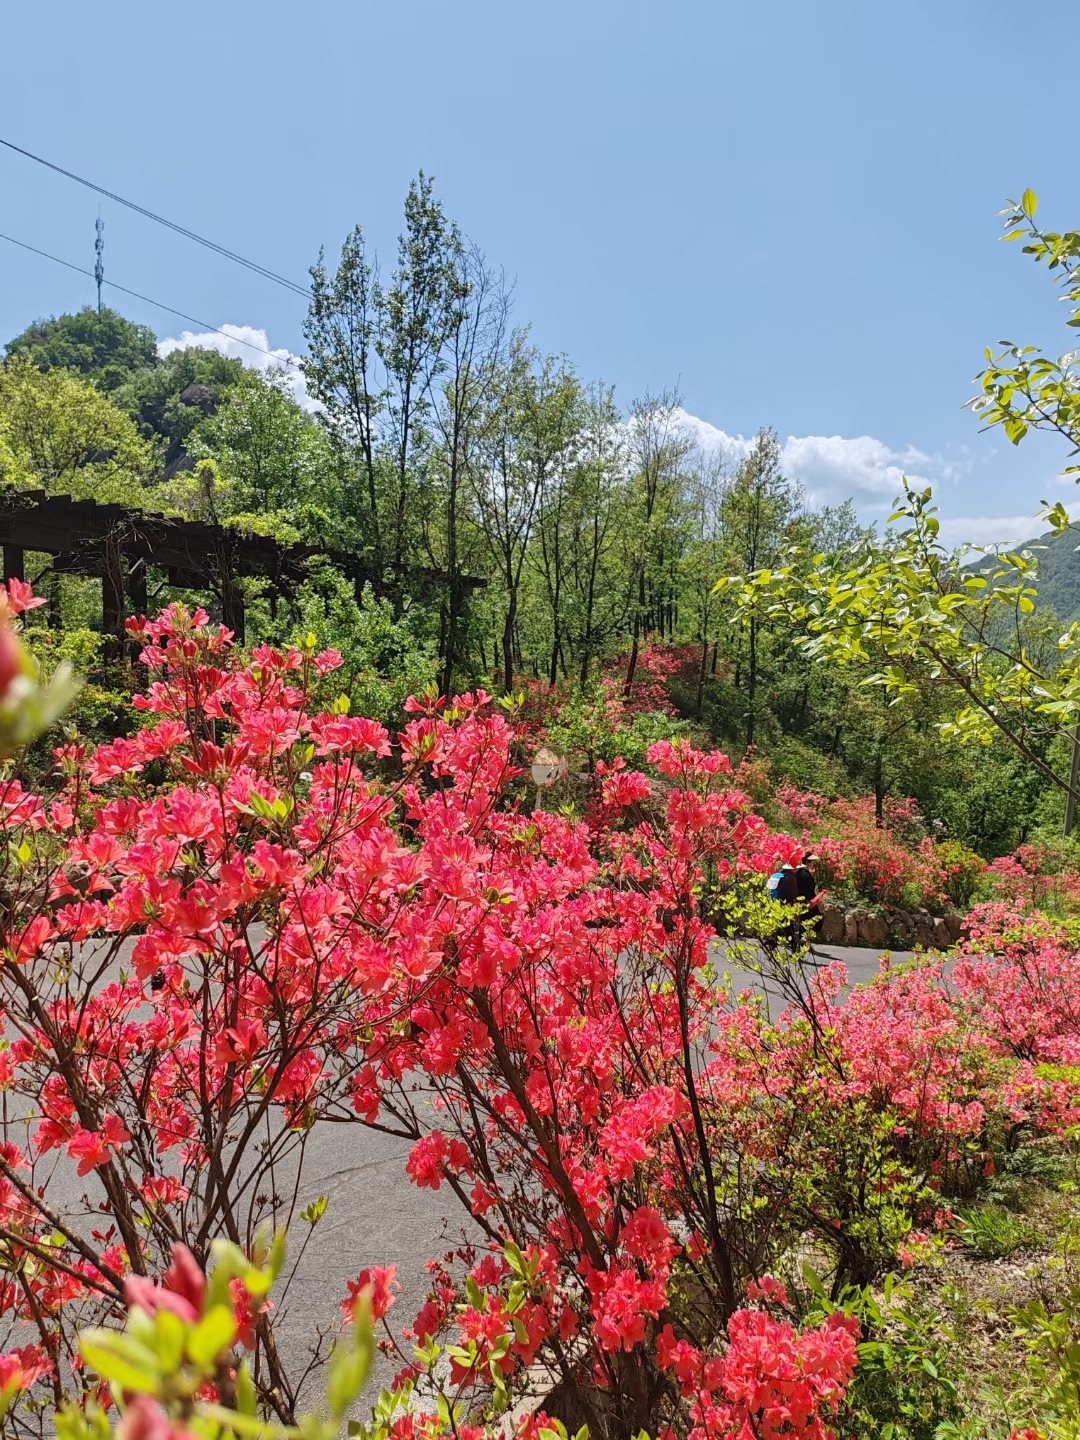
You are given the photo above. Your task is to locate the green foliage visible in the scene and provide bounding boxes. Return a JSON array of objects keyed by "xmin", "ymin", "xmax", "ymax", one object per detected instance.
[
  {"xmin": 969, "ymin": 190, "xmax": 1080, "ymax": 468},
  {"xmin": 115, "ymin": 344, "xmax": 244, "ymax": 453},
  {"xmin": 953, "ymin": 1204, "xmax": 1040, "ymax": 1259},
  {"xmin": 936, "ymin": 839, "xmax": 988, "ymax": 909},
  {"xmin": 717, "ymin": 482, "xmax": 1080, "ymax": 804},
  {"xmin": 1008, "ymin": 1288, "xmax": 1080, "ymax": 1439},
  {"xmin": 288, "ymin": 568, "xmax": 437, "ymax": 726},
  {"xmin": 941, "ymin": 1270, "xmax": 1080, "ymax": 1440},
  {"xmin": 803, "ymin": 1269, "xmax": 963, "ymax": 1440},
  {"xmin": 0, "ymin": 356, "xmax": 156, "ymax": 503},
  {"xmin": 186, "ymin": 369, "xmax": 341, "ymax": 543},
  {"xmin": 4, "ymin": 306, "xmax": 158, "ymax": 391},
  {"xmin": 57, "ymin": 1237, "xmax": 375, "ymax": 1440},
  {"xmin": 546, "ymin": 685, "xmax": 693, "ymax": 770}
]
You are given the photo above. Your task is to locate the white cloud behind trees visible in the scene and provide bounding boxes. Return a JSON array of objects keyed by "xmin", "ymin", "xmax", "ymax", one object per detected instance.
[
  {"xmin": 157, "ymin": 325, "xmax": 316, "ymax": 411},
  {"xmin": 157, "ymin": 324, "xmax": 1043, "ymax": 549}
]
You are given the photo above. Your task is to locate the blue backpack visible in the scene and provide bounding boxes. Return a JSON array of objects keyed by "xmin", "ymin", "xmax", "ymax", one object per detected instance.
[{"xmin": 767, "ymin": 869, "xmax": 795, "ymax": 902}]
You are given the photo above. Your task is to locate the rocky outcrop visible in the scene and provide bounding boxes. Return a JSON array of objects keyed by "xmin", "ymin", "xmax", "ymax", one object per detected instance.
[{"xmin": 818, "ymin": 899, "xmax": 966, "ymax": 950}]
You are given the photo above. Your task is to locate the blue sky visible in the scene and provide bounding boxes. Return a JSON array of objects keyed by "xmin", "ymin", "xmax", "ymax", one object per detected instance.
[{"xmin": 2, "ymin": 0, "xmax": 1076, "ymax": 543}]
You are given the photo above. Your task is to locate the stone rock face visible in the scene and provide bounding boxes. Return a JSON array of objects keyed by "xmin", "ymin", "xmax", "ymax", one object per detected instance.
[
  {"xmin": 857, "ymin": 911, "xmax": 889, "ymax": 947},
  {"xmin": 891, "ymin": 911, "xmax": 916, "ymax": 946},
  {"xmin": 179, "ymin": 382, "xmax": 218, "ymax": 415},
  {"xmin": 816, "ymin": 904, "xmax": 966, "ymax": 949},
  {"xmin": 914, "ymin": 912, "xmax": 936, "ymax": 948},
  {"xmin": 820, "ymin": 904, "xmax": 845, "ymax": 945}
]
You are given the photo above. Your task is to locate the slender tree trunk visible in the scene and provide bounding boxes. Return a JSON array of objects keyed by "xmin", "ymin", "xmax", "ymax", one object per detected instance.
[
  {"xmin": 624, "ymin": 566, "xmax": 646, "ymax": 698},
  {"xmin": 503, "ymin": 594, "xmax": 517, "ymax": 695},
  {"xmin": 548, "ymin": 601, "xmax": 561, "ymax": 687},
  {"xmin": 624, "ymin": 617, "xmax": 640, "ymax": 699},
  {"xmin": 696, "ymin": 634, "xmax": 708, "ymax": 718},
  {"xmin": 580, "ymin": 520, "xmax": 601, "ymax": 687},
  {"xmin": 441, "ymin": 458, "xmax": 461, "ymax": 695},
  {"xmin": 745, "ymin": 615, "xmax": 757, "ymax": 749}
]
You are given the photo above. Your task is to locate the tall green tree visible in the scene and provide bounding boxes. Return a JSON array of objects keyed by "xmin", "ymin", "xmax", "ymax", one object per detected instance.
[
  {"xmin": 303, "ymin": 174, "xmax": 471, "ymax": 598},
  {"xmin": 681, "ymin": 452, "xmax": 728, "ymax": 718},
  {"xmin": 380, "ymin": 174, "xmax": 466, "ymax": 576},
  {"xmin": 560, "ymin": 383, "xmax": 627, "ymax": 686},
  {"xmin": 622, "ymin": 391, "xmax": 692, "ymax": 697},
  {"xmin": 515, "ymin": 352, "xmax": 589, "ymax": 687},
  {"xmin": 185, "ymin": 369, "xmax": 339, "ymax": 542},
  {"xmin": 425, "ymin": 244, "xmax": 508, "ymax": 694},
  {"xmin": 303, "ymin": 225, "xmax": 385, "ymax": 561},
  {"xmin": 717, "ymin": 430, "xmax": 803, "ymax": 747}
]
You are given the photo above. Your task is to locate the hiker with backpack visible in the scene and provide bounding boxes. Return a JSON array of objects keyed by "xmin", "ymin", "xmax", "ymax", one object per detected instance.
[
  {"xmin": 766, "ymin": 862, "xmax": 798, "ymax": 904},
  {"xmin": 766, "ymin": 852, "xmax": 824, "ymax": 947}
]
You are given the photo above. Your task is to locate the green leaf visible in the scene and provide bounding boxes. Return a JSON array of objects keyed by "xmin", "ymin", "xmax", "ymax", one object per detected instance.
[
  {"xmin": 154, "ymin": 1308, "xmax": 186, "ymax": 1372},
  {"xmin": 188, "ymin": 1304, "xmax": 237, "ymax": 1368},
  {"xmin": 236, "ymin": 1358, "xmax": 258, "ymax": 1417},
  {"xmin": 267, "ymin": 1226, "xmax": 288, "ymax": 1282},
  {"xmin": 1021, "ymin": 188, "xmax": 1038, "ymax": 219},
  {"xmin": 80, "ymin": 1331, "xmax": 160, "ymax": 1393},
  {"xmin": 327, "ymin": 1308, "xmax": 374, "ymax": 1420},
  {"xmin": 302, "ymin": 1195, "xmax": 328, "ymax": 1226},
  {"xmin": 249, "ymin": 791, "xmax": 278, "ymax": 822}
]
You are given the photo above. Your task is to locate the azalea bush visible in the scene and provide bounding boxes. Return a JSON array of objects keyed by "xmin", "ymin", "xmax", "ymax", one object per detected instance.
[
  {"xmin": 767, "ymin": 780, "xmax": 973, "ymax": 914},
  {"xmin": 980, "ymin": 841, "xmax": 1080, "ymax": 918},
  {"xmin": 0, "ymin": 596, "xmax": 1079, "ymax": 1437}
]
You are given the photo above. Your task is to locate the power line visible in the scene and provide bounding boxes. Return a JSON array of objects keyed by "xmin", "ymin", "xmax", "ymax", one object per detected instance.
[
  {"xmin": 0, "ymin": 135, "xmax": 312, "ymax": 299},
  {"xmin": 0, "ymin": 228, "xmax": 299, "ymax": 368}
]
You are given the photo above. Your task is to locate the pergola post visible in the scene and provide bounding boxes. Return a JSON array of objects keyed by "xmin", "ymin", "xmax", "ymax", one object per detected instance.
[
  {"xmin": 125, "ymin": 559, "xmax": 148, "ymax": 663},
  {"xmin": 3, "ymin": 546, "xmax": 24, "ymax": 584},
  {"xmin": 102, "ymin": 537, "xmax": 125, "ymax": 659},
  {"xmin": 126, "ymin": 558, "xmax": 148, "ymax": 618}
]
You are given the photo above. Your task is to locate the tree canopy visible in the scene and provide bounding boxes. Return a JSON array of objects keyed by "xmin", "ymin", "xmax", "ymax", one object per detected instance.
[{"xmin": 4, "ymin": 305, "xmax": 158, "ymax": 391}]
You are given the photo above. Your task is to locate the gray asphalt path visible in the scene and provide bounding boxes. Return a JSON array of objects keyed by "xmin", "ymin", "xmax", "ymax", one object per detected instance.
[{"xmin": 716, "ymin": 940, "xmax": 914, "ymax": 1014}]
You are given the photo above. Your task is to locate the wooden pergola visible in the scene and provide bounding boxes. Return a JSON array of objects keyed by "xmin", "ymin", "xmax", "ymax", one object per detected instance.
[{"xmin": 0, "ymin": 491, "xmax": 483, "ymax": 649}]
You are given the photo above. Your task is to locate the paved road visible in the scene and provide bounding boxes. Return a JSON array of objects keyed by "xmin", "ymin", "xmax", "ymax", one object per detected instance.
[{"xmin": 717, "ymin": 940, "xmax": 914, "ymax": 1014}]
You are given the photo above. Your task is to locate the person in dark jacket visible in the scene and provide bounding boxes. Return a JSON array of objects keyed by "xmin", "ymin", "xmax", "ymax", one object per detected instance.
[
  {"xmin": 792, "ymin": 852, "xmax": 821, "ymax": 947},
  {"xmin": 795, "ymin": 852, "xmax": 819, "ymax": 904}
]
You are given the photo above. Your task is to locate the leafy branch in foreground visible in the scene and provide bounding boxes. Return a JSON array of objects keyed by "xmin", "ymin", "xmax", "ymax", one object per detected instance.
[
  {"xmin": 715, "ymin": 483, "xmax": 1080, "ymax": 801},
  {"xmin": 968, "ymin": 188, "xmax": 1080, "ymax": 466}
]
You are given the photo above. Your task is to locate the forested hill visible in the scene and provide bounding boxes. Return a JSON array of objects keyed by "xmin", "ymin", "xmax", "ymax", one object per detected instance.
[{"xmin": 1018, "ymin": 526, "xmax": 1080, "ymax": 621}]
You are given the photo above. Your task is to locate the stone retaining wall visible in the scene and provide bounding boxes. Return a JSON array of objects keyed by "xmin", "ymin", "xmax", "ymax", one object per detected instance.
[{"xmin": 817, "ymin": 902, "xmax": 965, "ymax": 950}]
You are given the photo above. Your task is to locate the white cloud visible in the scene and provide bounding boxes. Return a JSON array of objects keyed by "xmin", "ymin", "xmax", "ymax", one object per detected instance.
[
  {"xmin": 674, "ymin": 409, "xmax": 943, "ymax": 511},
  {"xmin": 936, "ymin": 514, "xmax": 1040, "ymax": 547},
  {"xmin": 676, "ymin": 408, "xmax": 1041, "ymax": 549},
  {"xmin": 156, "ymin": 324, "xmax": 317, "ymax": 412}
]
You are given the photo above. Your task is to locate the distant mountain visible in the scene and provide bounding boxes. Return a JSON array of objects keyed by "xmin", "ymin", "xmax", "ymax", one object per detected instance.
[{"xmin": 997, "ymin": 527, "xmax": 1080, "ymax": 622}]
